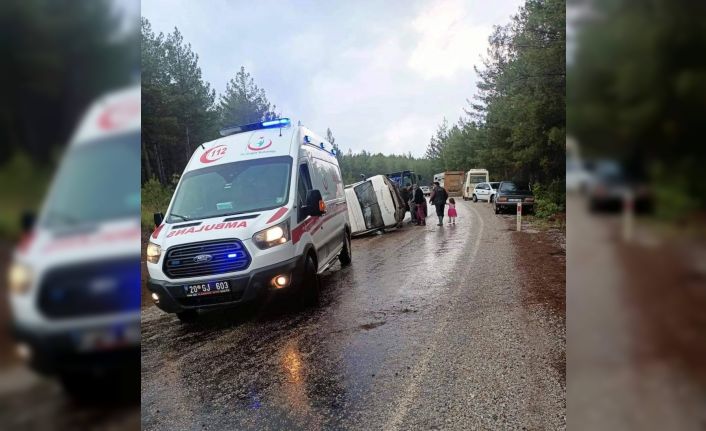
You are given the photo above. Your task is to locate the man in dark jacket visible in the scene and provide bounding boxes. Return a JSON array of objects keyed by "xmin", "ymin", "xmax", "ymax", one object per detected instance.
[
  {"xmin": 429, "ymin": 182, "xmax": 448, "ymax": 226},
  {"xmin": 413, "ymin": 184, "xmax": 426, "ymax": 225}
]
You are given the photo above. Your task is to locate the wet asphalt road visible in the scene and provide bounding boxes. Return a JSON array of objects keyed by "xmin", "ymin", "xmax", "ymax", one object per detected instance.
[
  {"xmin": 567, "ymin": 195, "xmax": 706, "ymax": 430},
  {"xmin": 141, "ymin": 201, "xmax": 565, "ymax": 430}
]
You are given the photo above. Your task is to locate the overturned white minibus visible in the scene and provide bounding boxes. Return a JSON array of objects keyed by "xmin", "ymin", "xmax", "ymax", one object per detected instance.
[{"xmin": 345, "ymin": 175, "xmax": 405, "ymax": 236}]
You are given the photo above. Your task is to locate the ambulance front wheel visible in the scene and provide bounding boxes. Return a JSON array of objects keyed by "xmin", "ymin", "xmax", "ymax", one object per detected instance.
[
  {"xmin": 300, "ymin": 255, "xmax": 321, "ymax": 306},
  {"xmin": 339, "ymin": 231, "xmax": 352, "ymax": 266}
]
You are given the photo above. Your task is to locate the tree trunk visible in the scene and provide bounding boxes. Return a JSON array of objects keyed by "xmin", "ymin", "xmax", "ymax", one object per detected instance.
[{"xmin": 142, "ymin": 139, "xmax": 154, "ymax": 182}]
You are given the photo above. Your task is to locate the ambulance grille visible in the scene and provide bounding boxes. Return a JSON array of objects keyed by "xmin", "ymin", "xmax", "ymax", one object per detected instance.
[
  {"xmin": 163, "ymin": 239, "xmax": 251, "ymax": 279},
  {"xmin": 37, "ymin": 257, "xmax": 140, "ymax": 319}
]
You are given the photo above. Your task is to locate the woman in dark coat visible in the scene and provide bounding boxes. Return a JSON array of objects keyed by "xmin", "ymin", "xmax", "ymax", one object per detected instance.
[{"xmin": 413, "ymin": 184, "xmax": 426, "ymax": 225}]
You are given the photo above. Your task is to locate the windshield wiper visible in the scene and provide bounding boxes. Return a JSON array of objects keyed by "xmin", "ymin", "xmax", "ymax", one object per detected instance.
[
  {"xmin": 46, "ymin": 211, "xmax": 81, "ymax": 226},
  {"xmin": 169, "ymin": 213, "xmax": 190, "ymax": 221}
]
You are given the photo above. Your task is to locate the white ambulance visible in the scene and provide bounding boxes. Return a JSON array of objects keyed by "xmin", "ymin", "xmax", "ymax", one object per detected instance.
[
  {"xmin": 7, "ymin": 86, "xmax": 141, "ymax": 397},
  {"xmin": 146, "ymin": 119, "xmax": 351, "ymax": 322}
]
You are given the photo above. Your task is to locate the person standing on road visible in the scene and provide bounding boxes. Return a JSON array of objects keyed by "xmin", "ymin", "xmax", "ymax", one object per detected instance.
[
  {"xmin": 408, "ymin": 185, "xmax": 417, "ymax": 224},
  {"xmin": 447, "ymin": 197, "xmax": 458, "ymax": 224},
  {"xmin": 413, "ymin": 183, "xmax": 426, "ymax": 225},
  {"xmin": 429, "ymin": 181, "xmax": 448, "ymax": 226}
]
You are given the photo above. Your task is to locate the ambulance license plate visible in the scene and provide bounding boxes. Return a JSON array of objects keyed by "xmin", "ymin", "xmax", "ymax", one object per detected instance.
[
  {"xmin": 184, "ymin": 280, "xmax": 231, "ymax": 297},
  {"xmin": 75, "ymin": 323, "xmax": 140, "ymax": 352}
]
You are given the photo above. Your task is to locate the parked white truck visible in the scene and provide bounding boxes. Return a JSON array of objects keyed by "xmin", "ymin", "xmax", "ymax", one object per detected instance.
[{"xmin": 462, "ymin": 169, "xmax": 490, "ymax": 200}]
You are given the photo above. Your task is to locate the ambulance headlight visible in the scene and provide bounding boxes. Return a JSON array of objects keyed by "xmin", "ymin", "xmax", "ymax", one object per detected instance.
[
  {"xmin": 8, "ymin": 262, "xmax": 33, "ymax": 295},
  {"xmin": 253, "ymin": 221, "xmax": 290, "ymax": 249},
  {"xmin": 146, "ymin": 242, "xmax": 162, "ymax": 264}
]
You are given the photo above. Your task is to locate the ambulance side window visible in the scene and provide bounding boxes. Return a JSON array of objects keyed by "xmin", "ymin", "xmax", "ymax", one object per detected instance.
[{"xmin": 297, "ymin": 163, "xmax": 313, "ymax": 222}]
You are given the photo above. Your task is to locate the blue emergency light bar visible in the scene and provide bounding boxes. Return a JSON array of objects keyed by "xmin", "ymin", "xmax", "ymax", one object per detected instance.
[{"xmin": 219, "ymin": 118, "xmax": 291, "ymax": 137}]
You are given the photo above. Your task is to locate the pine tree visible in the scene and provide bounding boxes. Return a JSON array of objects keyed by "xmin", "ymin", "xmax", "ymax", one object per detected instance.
[{"xmin": 218, "ymin": 67, "xmax": 277, "ymax": 127}]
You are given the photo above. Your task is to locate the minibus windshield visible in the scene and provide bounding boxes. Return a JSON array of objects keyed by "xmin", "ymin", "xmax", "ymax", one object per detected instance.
[
  {"xmin": 42, "ymin": 132, "xmax": 140, "ymax": 228},
  {"xmin": 167, "ymin": 156, "xmax": 292, "ymax": 223}
]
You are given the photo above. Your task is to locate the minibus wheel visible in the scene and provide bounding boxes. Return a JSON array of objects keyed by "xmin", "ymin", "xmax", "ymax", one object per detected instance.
[{"xmin": 339, "ymin": 231, "xmax": 352, "ymax": 266}]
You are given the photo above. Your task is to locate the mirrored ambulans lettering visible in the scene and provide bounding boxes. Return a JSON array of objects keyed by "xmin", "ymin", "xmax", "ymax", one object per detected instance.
[{"xmin": 167, "ymin": 221, "xmax": 247, "ymax": 238}]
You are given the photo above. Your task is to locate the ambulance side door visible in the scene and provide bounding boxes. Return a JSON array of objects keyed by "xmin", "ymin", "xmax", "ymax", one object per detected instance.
[
  {"xmin": 309, "ymin": 157, "xmax": 344, "ymax": 267},
  {"xmin": 296, "ymin": 162, "xmax": 326, "ymax": 260}
]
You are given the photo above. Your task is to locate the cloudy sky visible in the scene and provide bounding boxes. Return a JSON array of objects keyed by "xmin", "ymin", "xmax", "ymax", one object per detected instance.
[{"xmin": 142, "ymin": 0, "xmax": 523, "ymax": 156}]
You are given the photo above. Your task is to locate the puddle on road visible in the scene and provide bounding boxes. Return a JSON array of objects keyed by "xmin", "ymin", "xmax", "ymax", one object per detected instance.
[{"xmin": 359, "ymin": 321, "xmax": 386, "ymax": 331}]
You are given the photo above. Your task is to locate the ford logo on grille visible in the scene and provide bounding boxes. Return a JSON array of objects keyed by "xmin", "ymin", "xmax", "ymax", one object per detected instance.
[
  {"xmin": 89, "ymin": 277, "xmax": 118, "ymax": 295},
  {"xmin": 193, "ymin": 254, "xmax": 213, "ymax": 263}
]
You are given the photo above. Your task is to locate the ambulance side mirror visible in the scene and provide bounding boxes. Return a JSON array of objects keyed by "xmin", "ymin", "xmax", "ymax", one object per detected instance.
[
  {"xmin": 20, "ymin": 211, "xmax": 35, "ymax": 233},
  {"xmin": 153, "ymin": 212, "xmax": 164, "ymax": 227},
  {"xmin": 304, "ymin": 189, "xmax": 325, "ymax": 217}
]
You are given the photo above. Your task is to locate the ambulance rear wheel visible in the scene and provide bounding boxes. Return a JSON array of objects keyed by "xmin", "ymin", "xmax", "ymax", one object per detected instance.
[
  {"xmin": 300, "ymin": 255, "xmax": 320, "ymax": 306},
  {"xmin": 339, "ymin": 231, "xmax": 352, "ymax": 266},
  {"xmin": 177, "ymin": 310, "xmax": 198, "ymax": 323},
  {"xmin": 60, "ymin": 374, "xmax": 99, "ymax": 400}
]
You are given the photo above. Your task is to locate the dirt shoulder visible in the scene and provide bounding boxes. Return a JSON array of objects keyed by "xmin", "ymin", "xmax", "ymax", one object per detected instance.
[
  {"xmin": 509, "ymin": 214, "xmax": 566, "ymax": 382},
  {"xmin": 512, "ymin": 216, "xmax": 566, "ymax": 322},
  {"xmin": 619, "ymin": 235, "xmax": 706, "ymax": 386}
]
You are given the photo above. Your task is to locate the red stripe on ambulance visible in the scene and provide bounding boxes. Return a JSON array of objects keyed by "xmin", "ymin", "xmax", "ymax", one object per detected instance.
[
  {"xmin": 266, "ymin": 207, "xmax": 288, "ymax": 224},
  {"xmin": 291, "ymin": 204, "xmax": 347, "ymax": 244}
]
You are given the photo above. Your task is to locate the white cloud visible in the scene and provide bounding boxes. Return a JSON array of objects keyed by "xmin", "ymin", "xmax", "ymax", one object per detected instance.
[
  {"xmin": 142, "ymin": 0, "xmax": 523, "ymax": 157},
  {"xmin": 382, "ymin": 115, "xmax": 440, "ymax": 155},
  {"xmin": 408, "ymin": 0, "xmax": 490, "ymax": 80}
]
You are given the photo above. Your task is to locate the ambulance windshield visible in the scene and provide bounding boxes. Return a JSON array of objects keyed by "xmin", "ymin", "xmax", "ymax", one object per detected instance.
[
  {"xmin": 42, "ymin": 132, "xmax": 141, "ymax": 228},
  {"xmin": 168, "ymin": 156, "xmax": 292, "ymax": 223}
]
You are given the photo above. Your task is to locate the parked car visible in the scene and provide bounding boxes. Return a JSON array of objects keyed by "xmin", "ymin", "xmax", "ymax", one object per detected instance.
[
  {"xmin": 566, "ymin": 157, "xmax": 593, "ymax": 194},
  {"xmin": 471, "ymin": 182, "xmax": 499, "ymax": 202},
  {"xmin": 586, "ymin": 159, "xmax": 653, "ymax": 213},
  {"xmin": 420, "ymin": 185, "xmax": 431, "ymax": 196},
  {"xmin": 494, "ymin": 181, "xmax": 534, "ymax": 214}
]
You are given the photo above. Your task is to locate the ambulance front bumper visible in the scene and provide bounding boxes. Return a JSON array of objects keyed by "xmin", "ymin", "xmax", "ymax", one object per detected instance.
[
  {"xmin": 147, "ymin": 255, "xmax": 305, "ymax": 313},
  {"xmin": 12, "ymin": 317, "xmax": 140, "ymax": 375}
]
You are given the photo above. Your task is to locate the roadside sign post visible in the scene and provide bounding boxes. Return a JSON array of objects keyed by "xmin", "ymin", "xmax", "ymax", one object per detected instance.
[
  {"xmin": 517, "ymin": 202, "xmax": 522, "ymax": 231},
  {"xmin": 623, "ymin": 190, "xmax": 634, "ymax": 242}
]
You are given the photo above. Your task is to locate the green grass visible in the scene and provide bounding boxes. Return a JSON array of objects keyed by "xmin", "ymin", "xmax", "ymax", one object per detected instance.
[
  {"xmin": 141, "ymin": 177, "xmax": 173, "ymax": 231},
  {"xmin": 0, "ymin": 153, "xmax": 51, "ymax": 240},
  {"xmin": 530, "ymin": 181, "xmax": 565, "ymax": 220}
]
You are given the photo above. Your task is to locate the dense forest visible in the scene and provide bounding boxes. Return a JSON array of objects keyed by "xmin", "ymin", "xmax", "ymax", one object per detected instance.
[
  {"xmin": 141, "ymin": 0, "xmax": 566, "ymax": 221},
  {"xmin": 0, "ymin": 0, "xmax": 138, "ymax": 237},
  {"xmin": 0, "ymin": 0, "xmax": 138, "ymax": 162},
  {"xmin": 426, "ymin": 0, "xmax": 565, "ymax": 203},
  {"xmin": 568, "ymin": 0, "xmax": 706, "ymax": 216}
]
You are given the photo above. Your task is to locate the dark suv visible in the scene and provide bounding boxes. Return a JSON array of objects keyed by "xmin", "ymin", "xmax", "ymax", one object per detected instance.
[{"xmin": 494, "ymin": 181, "xmax": 534, "ymax": 214}]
